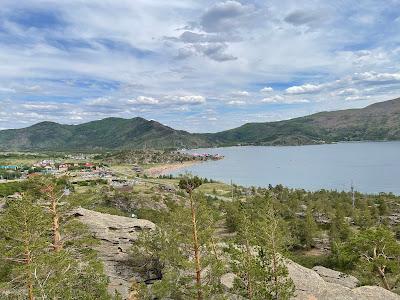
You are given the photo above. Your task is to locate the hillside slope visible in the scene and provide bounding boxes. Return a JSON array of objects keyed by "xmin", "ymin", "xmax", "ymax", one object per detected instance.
[
  {"xmin": 1, "ymin": 98, "xmax": 400, "ymax": 150},
  {"xmin": 209, "ymin": 98, "xmax": 400, "ymax": 146},
  {"xmin": 0, "ymin": 117, "xmax": 212, "ymax": 150}
]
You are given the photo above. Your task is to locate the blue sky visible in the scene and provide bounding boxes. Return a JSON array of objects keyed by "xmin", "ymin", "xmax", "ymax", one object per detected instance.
[{"xmin": 1, "ymin": 0, "xmax": 400, "ymax": 132}]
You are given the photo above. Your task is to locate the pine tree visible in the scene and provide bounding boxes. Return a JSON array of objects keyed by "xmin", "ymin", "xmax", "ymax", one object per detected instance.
[
  {"xmin": 228, "ymin": 196, "xmax": 295, "ymax": 300},
  {"xmin": 302, "ymin": 208, "xmax": 318, "ymax": 249},
  {"xmin": 0, "ymin": 195, "xmax": 49, "ymax": 300},
  {"xmin": 179, "ymin": 175, "xmax": 204, "ymax": 300},
  {"xmin": 0, "ymin": 180, "xmax": 110, "ymax": 299},
  {"xmin": 339, "ymin": 226, "xmax": 400, "ymax": 291},
  {"xmin": 132, "ymin": 193, "xmax": 224, "ymax": 299}
]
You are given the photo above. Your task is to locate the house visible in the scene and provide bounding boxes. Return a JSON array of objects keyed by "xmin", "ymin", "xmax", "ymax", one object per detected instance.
[
  {"xmin": 84, "ymin": 162, "xmax": 95, "ymax": 168},
  {"xmin": 42, "ymin": 165, "xmax": 56, "ymax": 174},
  {"xmin": 58, "ymin": 164, "xmax": 69, "ymax": 172}
]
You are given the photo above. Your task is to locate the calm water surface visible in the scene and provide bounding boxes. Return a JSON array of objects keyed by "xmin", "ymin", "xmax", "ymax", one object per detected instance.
[{"xmin": 169, "ymin": 142, "xmax": 400, "ymax": 194}]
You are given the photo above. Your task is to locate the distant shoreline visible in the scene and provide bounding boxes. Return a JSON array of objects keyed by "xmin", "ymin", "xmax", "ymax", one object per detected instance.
[
  {"xmin": 144, "ymin": 160, "xmax": 203, "ymax": 177},
  {"xmin": 183, "ymin": 139, "xmax": 400, "ymax": 151}
]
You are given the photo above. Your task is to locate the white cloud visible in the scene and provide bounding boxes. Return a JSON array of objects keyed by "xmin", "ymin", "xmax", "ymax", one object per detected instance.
[
  {"xmin": 232, "ymin": 90, "xmax": 250, "ymax": 97},
  {"xmin": 260, "ymin": 86, "xmax": 273, "ymax": 93},
  {"xmin": 353, "ymin": 71, "xmax": 400, "ymax": 83},
  {"xmin": 261, "ymin": 95, "xmax": 284, "ymax": 103},
  {"xmin": 337, "ymin": 88, "xmax": 359, "ymax": 96},
  {"xmin": 262, "ymin": 95, "xmax": 309, "ymax": 104},
  {"xmin": 285, "ymin": 84, "xmax": 324, "ymax": 95},
  {"xmin": 86, "ymin": 97, "xmax": 113, "ymax": 106},
  {"xmin": 228, "ymin": 100, "xmax": 246, "ymax": 105},
  {"xmin": 166, "ymin": 95, "xmax": 206, "ymax": 104},
  {"xmin": 21, "ymin": 103, "xmax": 59, "ymax": 110},
  {"xmin": 345, "ymin": 95, "xmax": 370, "ymax": 101},
  {"xmin": 0, "ymin": 1, "xmax": 400, "ymax": 132},
  {"xmin": 130, "ymin": 96, "xmax": 160, "ymax": 105}
]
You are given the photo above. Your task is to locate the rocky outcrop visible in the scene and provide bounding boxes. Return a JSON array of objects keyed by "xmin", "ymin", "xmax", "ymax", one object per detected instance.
[
  {"xmin": 71, "ymin": 207, "xmax": 155, "ymax": 299},
  {"xmin": 287, "ymin": 260, "xmax": 400, "ymax": 300},
  {"xmin": 220, "ymin": 261, "xmax": 399, "ymax": 299},
  {"xmin": 312, "ymin": 266, "xmax": 359, "ymax": 289},
  {"xmin": 72, "ymin": 207, "xmax": 400, "ymax": 300}
]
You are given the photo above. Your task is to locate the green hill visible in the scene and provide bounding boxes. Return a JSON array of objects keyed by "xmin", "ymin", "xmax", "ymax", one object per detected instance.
[
  {"xmin": 210, "ymin": 97, "xmax": 400, "ymax": 146},
  {"xmin": 1, "ymin": 98, "xmax": 400, "ymax": 150},
  {"xmin": 0, "ymin": 117, "xmax": 213, "ymax": 151}
]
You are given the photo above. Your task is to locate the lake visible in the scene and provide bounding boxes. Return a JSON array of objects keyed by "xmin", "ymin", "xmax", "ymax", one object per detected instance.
[{"xmin": 169, "ymin": 142, "xmax": 400, "ymax": 195}]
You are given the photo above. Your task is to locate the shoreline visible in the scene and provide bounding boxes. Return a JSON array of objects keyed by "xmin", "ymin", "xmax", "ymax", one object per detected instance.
[{"xmin": 144, "ymin": 160, "xmax": 203, "ymax": 177}]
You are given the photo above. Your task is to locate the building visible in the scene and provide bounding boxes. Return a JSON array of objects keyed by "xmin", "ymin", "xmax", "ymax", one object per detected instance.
[
  {"xmin": 0, "ymin": 165, "xmax": 18, "ymax": 170},
  {"xmin": 58, "ymin": 164, "xmax": 69, "ymax": 172}
]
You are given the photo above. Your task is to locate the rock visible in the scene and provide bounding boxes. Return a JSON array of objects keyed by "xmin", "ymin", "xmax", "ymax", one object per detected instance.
[
  {"xmin": 71, "ymin": 207, "xmax": 155, "ymax": 299},
  {"xmin": 387, "ymin": 213, "xmax": 400, "ymax": 225},
  {"xmin": 0, "ymin": 199, "xmax": 5, "ymax": 211},
  {"xmin": 158, "ymin": 184, "xmax": 177, "ymax": 193},
  {"xmin": 220, "ymin": 273, "xmax": 237, "ymax": 290},
  {"xmin": 312, "ymin": 266, "xmax": 359, "ymax": 289},
  {"xmin": 287, "ymin": 260, "xmax": 400, "ymax": 300},
  {"xmin": 352, "ymin": 286, "xmax": 400, "ymax": 300}
]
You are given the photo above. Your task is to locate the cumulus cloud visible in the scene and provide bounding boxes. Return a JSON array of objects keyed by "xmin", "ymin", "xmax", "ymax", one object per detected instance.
[
  {"xmin": 260, "ymin": 86, "xmax": 273, "ymax": 93},
  {"xmin": 1, "ymin": 1, "xmax": 400, "ymax": 132},
  {"xmin": 261, "ymin": 95, "xmax": 284, "ymax": 103},
  {"xmin": 232, "ymin": 90, "xmax": 250, "ymax": 97},
  {"xmin": 285, "ymin": 84, "xmax": 324, "ymax": 95}
]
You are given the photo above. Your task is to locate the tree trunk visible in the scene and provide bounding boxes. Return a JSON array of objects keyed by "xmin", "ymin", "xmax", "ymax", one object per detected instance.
[
  {"xmin": 23, "ymin": 213, "xmax": 34, "ymax": 300},
  {"xmin": 271, "ymin": 234, "xmax": 278, "ymax": 299},
  {"xmin": 245, "ymin": 238, "xmax": 253, "ymax": 300},
  {"xmin": 189, "ymin": 192, "xmax": 202, "ymax": 300},
  {"xmin": 51, "ymin": 195, "xmax": 62, "ymax": 252},
  {"xmin": 45, "ymin": 185, "xmax": 62, "ymax": 252},
  {"xmin": 377, "ymin": 266, "xmax": 391, "ymax": 290},
  {"xmin": 25, "ymin": 249, "xmax": 34, "ymax": 300}
]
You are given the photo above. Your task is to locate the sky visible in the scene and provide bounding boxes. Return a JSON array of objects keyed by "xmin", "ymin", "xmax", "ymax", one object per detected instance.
[{"xmin": 1, "ymin": 0, "xmax": 400, "ymax": 132}]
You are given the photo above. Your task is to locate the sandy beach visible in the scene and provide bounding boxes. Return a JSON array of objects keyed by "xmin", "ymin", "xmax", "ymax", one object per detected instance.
[{"xmin": 144, "ymin": 160, "xmax": 202, "ymax": 177}]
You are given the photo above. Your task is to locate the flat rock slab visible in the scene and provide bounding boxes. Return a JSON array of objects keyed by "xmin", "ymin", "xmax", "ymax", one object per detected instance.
[
  {"xmin": 71, "ymin": 207, "xmax": 155, "ymax": 299},
  {"xmin": 287, "ymin": 260, "xmax": 400, "ymax": 300},
  {"xmin": 312, "ymin": 265, "xmax": 359, "ymax": 289}
]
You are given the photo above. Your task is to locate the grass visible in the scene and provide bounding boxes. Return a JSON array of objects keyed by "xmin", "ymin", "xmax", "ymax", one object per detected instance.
[
  {"xmin": 197, "ymin": 182, "xmax": 232, "ymax": 194},
  {"xmin": 289, "ymin": 251, "xmax": 333, "ymax": 269}
]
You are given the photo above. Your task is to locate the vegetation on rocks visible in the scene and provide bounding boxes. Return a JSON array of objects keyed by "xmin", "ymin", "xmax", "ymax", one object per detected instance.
[{"xmin": 1, "ymin": 171, "xmax": 400, "ymax": 299}]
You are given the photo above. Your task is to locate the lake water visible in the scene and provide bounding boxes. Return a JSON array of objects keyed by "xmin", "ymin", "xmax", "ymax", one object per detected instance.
[{"xmin": 169, "ymin": 142, "xmax": 400, "ymax": 195}]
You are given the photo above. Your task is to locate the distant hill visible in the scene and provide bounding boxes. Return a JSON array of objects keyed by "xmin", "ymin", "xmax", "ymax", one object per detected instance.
[
  {"xmin": 1, "ymin": 98, "xmax": 400, "ymax": 150},
  {"xmin": 209, "ymin": 97, "xmax": 400, "ymax": 146},
  {"xmin": 0, "ymin": 117, "xmax": 213, "ymax": 151}
]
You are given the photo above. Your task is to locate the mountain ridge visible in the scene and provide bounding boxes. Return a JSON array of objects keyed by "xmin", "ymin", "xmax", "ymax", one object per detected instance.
[{"xmin": 1, "ymin": 98, "xmax": 400, "ymax": 150}]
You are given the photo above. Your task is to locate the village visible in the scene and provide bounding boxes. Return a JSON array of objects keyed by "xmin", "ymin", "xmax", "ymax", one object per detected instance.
[{"xmin": 0, "ymin": 150, "xmax": 224, "ymax": 195}]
